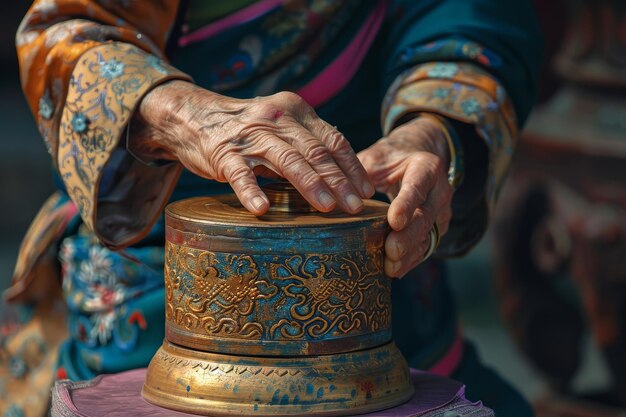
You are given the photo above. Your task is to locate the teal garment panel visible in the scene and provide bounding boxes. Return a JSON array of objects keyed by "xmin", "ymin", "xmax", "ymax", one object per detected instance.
[
  {"xmin": 392, "ymin": 261, "xmax": 459, "ymax": 371},
  {"xmin": 57, "ymin": 231, "xmax": 167, "ymax": 380}
]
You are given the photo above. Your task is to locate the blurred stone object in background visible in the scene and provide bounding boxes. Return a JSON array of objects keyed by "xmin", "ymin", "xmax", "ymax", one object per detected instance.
[{"xmin": 493, "ymin": 0, "xmax": 626, "ymax": 415}]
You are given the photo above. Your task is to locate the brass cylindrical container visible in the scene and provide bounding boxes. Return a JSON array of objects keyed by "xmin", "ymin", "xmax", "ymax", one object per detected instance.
[{"xmin": 143, "ymin": 184, "xmax": 413, "ymax": 416}]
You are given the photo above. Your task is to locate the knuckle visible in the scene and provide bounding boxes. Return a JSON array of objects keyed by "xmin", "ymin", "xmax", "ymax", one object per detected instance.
[
  {"xmin": 276, "ymin": 147, "xmax": 304, "ymax": 168},
  {"xmin": 226, "ymin": 163, "xmax": 252, "ymax": 184},
  {"xmin": 274, "ymin": 91, "xmax": 306, "ymax": 108},
  {"xmin": 296, "ymin": 169, "xmax": 323, "ymax": 190},
  {"xmin": 325, "ymin": 130, "xmax": 350, "ymax": 154},
  {"xmin": 324, "ymin": 174, "xmax": 351, "ymax": 189},
  {"xmin": 303, "ymin": 143, "xmax": 331, "ymax": 165}
]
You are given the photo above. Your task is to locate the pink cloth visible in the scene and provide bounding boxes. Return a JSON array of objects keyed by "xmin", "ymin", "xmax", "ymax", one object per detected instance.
[
  {"xmin": 51, "ymin": 368, "xmax": 493, "ymax": 417},
  {"xmin": 296, "ymin": 0, "xmax": 389, "ymax": 108},
  {"xmin": 179, "ymin": 0, "xmax": 283, "ymax": 47},
  {"xmin": 428, "ymin": 328, "xmax": 465, "ymax": 377}
]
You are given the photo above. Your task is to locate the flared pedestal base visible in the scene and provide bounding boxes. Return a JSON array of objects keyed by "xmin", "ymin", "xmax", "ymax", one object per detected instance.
[{"xmin": 142, "ymin": 340, "xmax": 414, "ymax": 416}]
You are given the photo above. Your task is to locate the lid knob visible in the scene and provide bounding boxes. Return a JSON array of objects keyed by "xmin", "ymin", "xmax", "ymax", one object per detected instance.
[{"xmin": 262, "ymin": 182, "xmax": 317, "ymax": 214}]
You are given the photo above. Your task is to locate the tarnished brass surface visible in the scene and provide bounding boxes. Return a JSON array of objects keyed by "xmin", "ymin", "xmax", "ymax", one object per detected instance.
[
  {"xmin": 165, "ymin": 193, "xmax": 391, "ymax": 227},
  {"xmin": 142, "ymin": 340, "xmax": 414, "ymax": 416},
  {"xmin": 144, "ymin": 184, "xmax": 413, "ymax": 415},
  {"xmin": 163, "ymin": 192, "xmax": 391, "ymax": 356},
  {"xmin": 164, "ymin": 240, "xmax": 391, "ymax": 356}
]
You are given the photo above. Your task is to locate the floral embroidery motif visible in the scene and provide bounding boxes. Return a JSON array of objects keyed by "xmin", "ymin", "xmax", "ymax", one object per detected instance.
[
  {"xmin": 70, "ymin": 112, "xmax": 89, "ymax": 133},
  {"xmin": 57, "ymin": 43, "xmax": 190, "ymax": 224},
  {"xmin": 460, "ymin": 97, "xmax": 480, "ymax": 116},
  {"xmin": 38, "ymin": 94, "xmax": 53, "ymax": 120},
  {"xmin": 426, "ymin": 63, "xmax": 459, "ymax": 79},
  {"xmin": 60, "ymin": 231, "xmax": 163, "ymax": 350},
  {"xmin": 98, "ymin": 58, "xmax": 125, "ymax": 80}
]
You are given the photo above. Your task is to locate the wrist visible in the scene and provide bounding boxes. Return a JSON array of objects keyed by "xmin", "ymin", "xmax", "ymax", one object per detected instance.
[
  {"xmin": 132, "ymin": 80, "xmax": 218, "ymax": 161},
  {"xmin": 408, "ymin": 115, "xmax": 451, "ymax": 165}
]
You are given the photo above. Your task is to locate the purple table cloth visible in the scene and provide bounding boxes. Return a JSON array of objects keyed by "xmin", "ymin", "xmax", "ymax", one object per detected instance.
[{"xmin": 51, "ymin": 368, "xmax": 493, "ymax": 417}]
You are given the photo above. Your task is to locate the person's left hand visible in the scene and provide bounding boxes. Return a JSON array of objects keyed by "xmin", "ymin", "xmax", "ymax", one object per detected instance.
[{"xmin": 357, "ymin": 115, "xmax": 454, "ymax": 278}]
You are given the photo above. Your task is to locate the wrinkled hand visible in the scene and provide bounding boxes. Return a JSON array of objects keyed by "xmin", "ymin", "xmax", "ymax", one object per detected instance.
[
  {"xmin": 131, "ymin": 80, "xmax": 374, "ymax": 215},
  {"xmin": 358, "ymin": 116, "xmax": 453, "ymax": 278}
]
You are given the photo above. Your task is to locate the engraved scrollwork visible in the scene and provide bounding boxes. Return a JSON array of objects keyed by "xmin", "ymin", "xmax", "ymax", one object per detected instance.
[
  {"xmin": 165, "ymin": 242, "xmax": 278, "ymax": 339},
  {"xmin": 268, "ymin": 252, "xmax": 390, "ymax": 340},
  {"xmin": 164, "ymin": 240, "xmax": 390, "ymax": 342}
]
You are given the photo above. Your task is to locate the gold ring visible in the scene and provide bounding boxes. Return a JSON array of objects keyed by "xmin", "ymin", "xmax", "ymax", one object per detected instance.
[{"xmin": 423, "ymin": 223, "xmax": 440, "ymax": 261}]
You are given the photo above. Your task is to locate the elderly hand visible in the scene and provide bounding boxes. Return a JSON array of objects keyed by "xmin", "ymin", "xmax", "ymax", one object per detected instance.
[
  {"xmin": 131, "ymin": 80, "xmax": 374, "ymax": 215},
  {"xmin": 357, "ymin": 116, "xmax": 453, "ymax": 278}
]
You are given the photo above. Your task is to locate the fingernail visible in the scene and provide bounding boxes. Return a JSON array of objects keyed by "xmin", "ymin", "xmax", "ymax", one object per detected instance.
[
  {"xmin": 252, "ymin": 196, "xmax": 266, "ymax": 211},
  {"xmin": 318, "ymin": 191, "xmax": 335, "ymax": 210},
  {"xmin": 346, "ymin": 194, "xmax": 363, "ymax": 212},
  {"xmin": 362, "ymin": 181, "xmax": 375, "ymax": 198}
]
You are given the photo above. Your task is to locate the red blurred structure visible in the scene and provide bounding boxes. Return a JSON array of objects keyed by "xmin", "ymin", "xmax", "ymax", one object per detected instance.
[{"xmin": 494, "ymin": 0, "xmax": 626, "ymax": 415}]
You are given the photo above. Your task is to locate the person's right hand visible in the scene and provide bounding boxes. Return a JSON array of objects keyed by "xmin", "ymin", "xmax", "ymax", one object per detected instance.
[{"xmin": 130, "ymin": 80, "xmax": 374, "ymax": 215}]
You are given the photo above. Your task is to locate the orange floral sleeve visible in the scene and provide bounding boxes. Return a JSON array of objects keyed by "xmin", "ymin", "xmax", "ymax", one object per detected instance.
[{"xmin": 16, "ymin": 0, "xmax": 192, "ymax": 249}]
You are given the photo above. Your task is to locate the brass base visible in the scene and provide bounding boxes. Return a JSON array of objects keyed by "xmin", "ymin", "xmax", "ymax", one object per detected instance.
[{"xmin": 142, "ymin": 340, "xmax": 414, "ymax": 416}]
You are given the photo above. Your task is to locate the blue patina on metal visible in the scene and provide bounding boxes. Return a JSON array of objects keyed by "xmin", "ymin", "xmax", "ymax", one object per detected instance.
[
  {"xmin": 143, "ymin": 186, "xmax": 414, "ymax": 415},
  {"xmin": 164, "ymin": 194, "xmax": 392, "ymax": 356}
]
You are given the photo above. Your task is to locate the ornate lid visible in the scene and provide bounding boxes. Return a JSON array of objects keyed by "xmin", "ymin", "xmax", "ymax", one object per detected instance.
[{"xmin": 165, "ymin": 182, "xmax": 389, "ymax": 228}]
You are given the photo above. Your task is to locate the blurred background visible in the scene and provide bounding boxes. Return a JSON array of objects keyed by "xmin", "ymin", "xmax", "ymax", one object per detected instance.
[{"xmin": 1, "ymin": 1, "xmax": 624, "ymax": 416}]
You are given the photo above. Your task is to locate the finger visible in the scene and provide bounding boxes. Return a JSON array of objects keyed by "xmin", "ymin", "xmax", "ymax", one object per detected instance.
[
  {"xmin": 222, "ymin": 157, "xmax": 270, "ymax": 215},
  {"xmin": 260, "ymin": 136, "xmax": 340, "ymax": 213},
  {"xmin": 385, "ymin": 237, "xmax": 430, "ymax": 278},
  {"xmin": 277, "ymin": 117, "xmax": 364, "ymax": 214},
  {"xmin": 388, "ymin": 153, "xmax": 451, "ymax": 231},
  {"xmin": 303, "ymin": 118, "xmax": 374, "ymax": 198},
  {"xmin": 386, "ymin": 200, "xmax": 453, "ymax": 262},
  {"xmin": 385, "ymin": 206, "xmax": 453, "ymax": 277}
]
